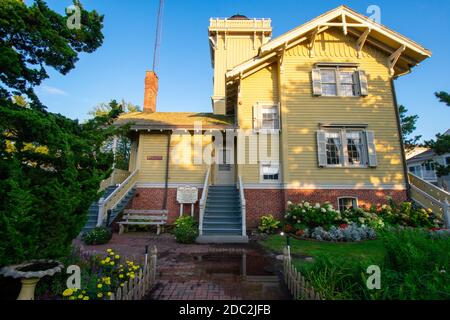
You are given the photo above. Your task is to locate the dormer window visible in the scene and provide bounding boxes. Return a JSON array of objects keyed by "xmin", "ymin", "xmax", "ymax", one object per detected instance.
[{"xmin": 312, "ymin": 64, "xmax": 369, "ymax": 97}]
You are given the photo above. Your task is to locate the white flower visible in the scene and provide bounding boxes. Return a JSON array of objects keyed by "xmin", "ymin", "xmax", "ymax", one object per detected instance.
[
  {"xmin": 302, "ymin": 210, "xmax": 306, "ymax": 213},
  {"xmin": 297, "ymin": 220, "xmax": 301, "ymax": 224},
  {"xmin": 293, "ymin": 216, "xmax": 297, "ymax": 220},
  {"xmin": 315, "ymin": 203, "xmax": 321, "ymax": 209},
  {"xmin": 441, "ymin": 269, "xmax": 446, "ymax": 274},
  {"xmin": 321, "ymin": 208, "xmax": 326, "ymax": 213},
  {"xmin": 287, "ymin": 201, "xmax": 293, "ymax": 206},
  {"xmin": 304, "ymin": 202, "xmax": 310, "ymax": 208}
]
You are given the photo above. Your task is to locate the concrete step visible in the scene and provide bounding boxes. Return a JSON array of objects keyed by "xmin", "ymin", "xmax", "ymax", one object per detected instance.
[
  {"xmin": 196, "ymin": 235, "xmax": 248, "ymax": 244},
  {"xmin": 205, "ymin": 208, "xmax": 241, "ymax": 217},
  {"xmin": 206, "ymin": 200, "xmax": 241, "ymax": 206},
  {"xmin": 204, "ymin": 226, "xmax": 242, "ymax": 232},
  {"xmin": 203, "ymin": 216, "xmax": 242, "ymax": 221}
]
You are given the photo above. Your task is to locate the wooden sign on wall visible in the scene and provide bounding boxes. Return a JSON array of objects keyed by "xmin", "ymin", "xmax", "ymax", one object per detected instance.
[{"xmin": 147, "ymin": 156, "xmax": 163, "ymax": 161}]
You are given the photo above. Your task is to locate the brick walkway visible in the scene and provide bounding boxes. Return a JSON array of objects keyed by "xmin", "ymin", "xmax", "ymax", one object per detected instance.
[{"xmin": 74, "ymin": 233, "xmax": 290, "ymax": 300}]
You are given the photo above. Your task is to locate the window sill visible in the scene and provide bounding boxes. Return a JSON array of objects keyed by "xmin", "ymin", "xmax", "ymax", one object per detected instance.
[{"xmin": 319, "ymin": 165, "xmax": 371, "ymax": 169}]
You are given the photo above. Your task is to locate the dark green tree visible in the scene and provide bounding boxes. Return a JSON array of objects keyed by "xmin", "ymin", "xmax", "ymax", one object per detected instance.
[
  {"xmin": 88, "ymin": 100, "xmax": 141, "ymax": 171},
  {"xmin": 424, "ymin": 94, "xmax": 450, "ymax": 177},
  {"xmin": 0, "ymin": 1, "xmax": 124, "ymax": 266},
  {"xmin": 398, "ymin": 105, "xmax": 422, "ymax": 151},
  {"xmin": 435, "ymin": 91, "xmax": 450, "ymax": 107}
]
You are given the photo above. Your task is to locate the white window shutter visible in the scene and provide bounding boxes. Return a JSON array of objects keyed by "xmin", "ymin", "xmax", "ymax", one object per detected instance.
[
  {"xmin": 253, "ymin": 104, "xmax": 262, "ymax": 130},
  {"xmin": 276, "ymin": 103, "xmax": 281, "ymax": 130},
  {"xmin": 365, "ymin": 131, "xmax": 378, "ymax": 167},
  {"xmin": 317, "ymin": 130, "xmax": 327, "ymax": 167},
  {"xmin": 357, "ymin": 70, "xmax": 369, "ymax": 96},
  {"xmin": 312, "ymin": 69, "xmax": 322, "ymax": 96}
]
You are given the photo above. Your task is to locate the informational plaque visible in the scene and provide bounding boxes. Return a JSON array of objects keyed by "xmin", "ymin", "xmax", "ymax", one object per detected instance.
[
  {"xmin": 176, "ymin": 187, "xmax": 198, "ymax": 217},
  {"xmin": 177, "ymin": 187, "xmax": 198, "ymax": 204}
]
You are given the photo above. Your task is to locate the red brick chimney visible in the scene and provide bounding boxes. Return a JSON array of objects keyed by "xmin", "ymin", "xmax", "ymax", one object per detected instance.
[{"xmin": 144, "ymin": 71, "xmax": 158, "ymax": 113}]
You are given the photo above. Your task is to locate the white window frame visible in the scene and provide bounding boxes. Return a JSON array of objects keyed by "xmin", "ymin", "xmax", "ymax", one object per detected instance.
[
  {"xmin": 259, "ymin": 161, "xmax": 281, "ymax": 183},
  {"xmin": 319, "ymin": 67, "xmax": 360, "ymax": 97},
  {"xmin": 324, "ymin": 129, "xmax": 368, "ymax": 168},
  {"xmin": 337, "ymin": 197, "xmax": 359, "ymax": 213},
  {"xmin": 254, "ymin": 102, "xmax": 281, "ymax": 132},
  {"xmin": 446, "ymin": 156, "xmax": 450, "ymax": 166}
]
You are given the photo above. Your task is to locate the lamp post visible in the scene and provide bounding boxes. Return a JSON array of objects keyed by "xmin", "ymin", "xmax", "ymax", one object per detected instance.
[{"xmin": 280, "ymin": 232, "xmax": 291, "ymax": 258}]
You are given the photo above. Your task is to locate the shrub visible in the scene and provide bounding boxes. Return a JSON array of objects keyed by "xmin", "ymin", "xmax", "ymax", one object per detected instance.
[
  {"xmin": 258, "ymin": 215, "xmax": 281, "ymax": 234},
  {"xmin": 310, "ymin": 224, "xmax": 377, "ymax": 242},
  {"xmin": 285, "ymin": 201, "xmax": 340, "ymax": 230},
  {"xmin": 82, "ymin": 227, "xmax": 112, "ymax": 246},
  {"xmin": 173, "ymin": 216, "xmax": 198, "ymax": 244}
]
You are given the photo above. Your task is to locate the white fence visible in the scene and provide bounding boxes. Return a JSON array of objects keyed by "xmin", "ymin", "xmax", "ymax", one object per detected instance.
[
  {"xmin": 110, "ymin": 248, "xmax": 157, "ymax": 300},
  {"xmin": 283, "ymin": 248, "xmax": 321, "ymax": 300}
]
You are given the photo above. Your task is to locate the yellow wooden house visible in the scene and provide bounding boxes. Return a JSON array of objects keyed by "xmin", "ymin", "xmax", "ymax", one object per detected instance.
[{"xmin": 102, "ymin": 6, "xmax": 431, "ymax": 242}]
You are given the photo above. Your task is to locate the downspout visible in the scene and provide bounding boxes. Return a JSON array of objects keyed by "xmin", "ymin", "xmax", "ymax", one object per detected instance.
[
  {"xmin": 162, "ymin": 131, "xmax": 171, "ymax": 210},
  {"xmin": 391, "ymin": 77, "xmax": 411, "ymax": 199}
]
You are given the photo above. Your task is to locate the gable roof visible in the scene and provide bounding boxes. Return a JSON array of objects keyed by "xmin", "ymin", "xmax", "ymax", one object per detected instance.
[
  {"xmin": 226, "ymin": 5, "xmax": 431, "ymax": 80},
  {"xmin": 116, "ymin": 112, "xmax": 234, "ymax": 131}
]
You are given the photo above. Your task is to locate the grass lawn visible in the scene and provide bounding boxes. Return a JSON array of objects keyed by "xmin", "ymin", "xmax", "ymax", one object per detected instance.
[{"xmin": 260, "ymin": 235, "xmax": 386, "ymax": 266}]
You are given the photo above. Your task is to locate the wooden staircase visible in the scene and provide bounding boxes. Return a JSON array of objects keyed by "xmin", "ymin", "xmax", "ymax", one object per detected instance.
[{"xmin": 409, "ymin": 173, "xmax": 450, "ymax": 228}]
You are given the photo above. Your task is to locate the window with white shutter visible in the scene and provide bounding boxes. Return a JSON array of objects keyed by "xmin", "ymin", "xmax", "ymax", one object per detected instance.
[
  {"xmin": 254, "ymin": 103, "xmax": 280, "ymax": 131},
  {"xmin": 312, "ymin": 66, "xmax": 368, "ymax": 97},
  {"xmin": 317, "ymin": 128, "xmax": 377, "ymax": 168}
]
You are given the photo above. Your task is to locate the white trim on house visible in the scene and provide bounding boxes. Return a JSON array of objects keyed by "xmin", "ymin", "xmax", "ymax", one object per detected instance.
[
  {"xmin": 136, "ymin": 183, "xmax": 204, "ymax": 189},
  {"xmin": 241, "ymin": 183, "xmax": 406, "ymax": 190}
]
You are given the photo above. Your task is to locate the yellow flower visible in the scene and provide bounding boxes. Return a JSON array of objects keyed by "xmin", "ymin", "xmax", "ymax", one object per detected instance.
[
  {"xmin": 107, "ymin": 249, "xmax": 112, "ymax": 253},
  {"xmin": 97, "ymin": 293, "xmax": 103, "ymax": 298},
  {"xmin": 78, "ymin": 295, "xmax": 84, "ymax": 299},
  {"xmin": 107, "ymin": 292, "xmax": 112, "ymax": 297},
  {"xmin": 105, "ymin": 257, "xmax": 111, "ymax": 263},
  {"xmin": 120, "ymin": 283, "xmax": 125, "ymax": 287},
  {"xmin": 97, "ymin": 284, "xmax": 103, "ymax": 289},
  {"xmin": 119, "ymin": 274, "xmax": 124, "ymax": 279},
  {"xmin": 110, "ymin": 261, "xmax": 115, "ymax": 266},
  {"xmin": 115, "ymin": 255, "xmax": 120, "ymax": 260},
  {"xmin": 63, "ymin": 288, "xmax": 73, "ymax": 297},
  {"xmin": 69, "ymin": 296, "xmax": 75, "ymax": 300},
  {"xmin": 109, "ymin": 251, "xmax": 115, "ymax": 256},
  {"xmin": 83, "ymin": 296, "xmax": 90, "ymax": 300},
  {"xmin": 133, "ymin": 266, "xmax": 139, "ymax": 270},
  {"xmin": 100, "ymin": 260, "xmax": 105, "ymax": 265}
]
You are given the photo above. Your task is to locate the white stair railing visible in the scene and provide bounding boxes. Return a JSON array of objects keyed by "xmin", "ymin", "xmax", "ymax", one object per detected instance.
[
  {"xmin": 97, "ymin": 169, "xmax": 139, "ymax": 227},
  {"xmin": 199, "ymin": 168, "xmax": 211, "ymax": 236},
  {"xmin": 409, "ymin": 173, "xmax": 450, "ymax": 228},
  {"xmin": 238, "ymin": 176, "xmax": 247, "ymax": 237}
]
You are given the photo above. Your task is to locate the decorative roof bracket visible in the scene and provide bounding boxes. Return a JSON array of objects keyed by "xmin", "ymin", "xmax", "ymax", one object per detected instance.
[
  {"xmin": 389, "ymin": 45, "xmax": 406, "ymax": 75},
  {"xmin": 356, "ymin": 28, "xmax": 371, "ymax": 58}
]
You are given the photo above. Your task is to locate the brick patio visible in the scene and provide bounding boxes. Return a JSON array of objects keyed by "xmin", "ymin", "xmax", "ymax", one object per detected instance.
[{"xmin": 74, "ymin": 233, "xmax": 290, "ymax": 300}]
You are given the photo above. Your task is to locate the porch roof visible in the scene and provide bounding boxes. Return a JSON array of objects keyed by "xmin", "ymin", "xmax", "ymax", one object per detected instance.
[{"xmin": 115, "ymin": 112, "xmax": 235, "ymax": 130}]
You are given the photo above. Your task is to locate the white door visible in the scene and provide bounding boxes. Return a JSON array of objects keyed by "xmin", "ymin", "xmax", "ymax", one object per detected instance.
[{"xmin": 215, "ymin": 148, "xmax": 235, "ymax": 186}]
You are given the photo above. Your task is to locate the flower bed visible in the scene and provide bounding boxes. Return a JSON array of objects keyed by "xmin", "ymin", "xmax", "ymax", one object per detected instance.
[
  {"xmin": 62, "ymin": 249, "xmax": 142, "ymax": 300},
  {"xmin": 276, "ymin": 199, "xmax": 445, "ymax": 243}
]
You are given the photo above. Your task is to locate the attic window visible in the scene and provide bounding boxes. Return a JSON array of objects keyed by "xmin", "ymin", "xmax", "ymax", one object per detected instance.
[{"xmin": 312, "ymin": 66, "xmax": 368, "ymax": 97}]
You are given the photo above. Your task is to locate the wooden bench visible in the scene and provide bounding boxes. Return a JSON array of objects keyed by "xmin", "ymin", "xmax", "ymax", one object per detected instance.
[{"xmin": 118, "ymin": 210, "xmax": 168, "ymax": 235}]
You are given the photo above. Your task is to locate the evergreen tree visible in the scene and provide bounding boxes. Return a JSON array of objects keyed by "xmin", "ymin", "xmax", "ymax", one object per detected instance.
[
  {"xmin": 0, "ymin": 1, "xmax": 124, "ymax": 266},
  {"xmin": 398, "ymin": 105, "xmax": 421, "ymax": 151}
]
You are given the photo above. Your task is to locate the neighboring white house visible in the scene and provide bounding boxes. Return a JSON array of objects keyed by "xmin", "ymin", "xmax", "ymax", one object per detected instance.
[{"xmin": 406, "ymin": 129, "xmax": 450, "ymax": 191}]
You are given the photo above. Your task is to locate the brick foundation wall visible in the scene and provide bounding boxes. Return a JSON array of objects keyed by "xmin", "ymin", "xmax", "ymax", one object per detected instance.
[
  {"xmin": 128, "ymin": 188, "xmax": 202, "ymax": 224},
  {"xmin": 244, "ymin": 189, "xmax": 285, "ymax": 229},
  {"xmin": 284, "ymin": 189, "xmax": 407, "ymax": 210},
  {"xmin": 126, "ymin": 187, "xmax": 407, "ymax": 231},
  {"xmin": 244, "ymin": 188, "xmax": 407, "ymax": 229}
]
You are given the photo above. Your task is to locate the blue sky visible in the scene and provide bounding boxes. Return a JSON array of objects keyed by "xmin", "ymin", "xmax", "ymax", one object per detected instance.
[{"xmin": 30, "ymin": 0, "xmax": 449, "ymax": 141}]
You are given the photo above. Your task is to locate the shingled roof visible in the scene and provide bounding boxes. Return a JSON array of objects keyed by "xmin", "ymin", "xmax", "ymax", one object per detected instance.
[{"xmin": 115, "ymin": 112, "xmax": 235, "ymax": 130}]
